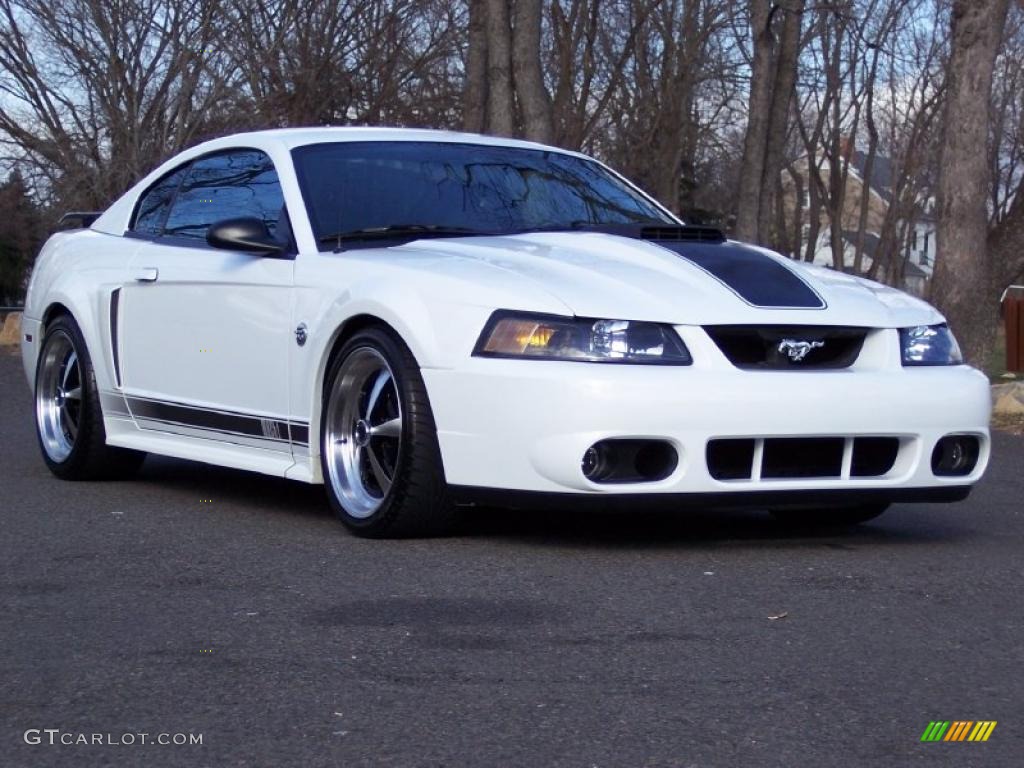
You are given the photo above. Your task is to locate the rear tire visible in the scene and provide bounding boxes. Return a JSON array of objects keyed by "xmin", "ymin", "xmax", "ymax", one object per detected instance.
[
  {"xmin": 34, "ymin": 315, "xmax": 145, "ymax": 480},
  {"xmin": 770, "ymin": 503, "xmax": 889, "ymax": 528},
  {"xmin": 320, "ymin": 326, "xmax": 455, "ymax": 538}
]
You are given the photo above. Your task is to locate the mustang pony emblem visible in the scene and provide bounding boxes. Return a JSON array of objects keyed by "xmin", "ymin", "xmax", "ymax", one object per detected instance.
[{"xmin": 778, "ymin": 339, "xmax": 825, "ymax": 362}]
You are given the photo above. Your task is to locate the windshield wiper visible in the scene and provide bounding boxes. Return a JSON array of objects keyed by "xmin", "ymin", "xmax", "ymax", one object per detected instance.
[{"xmin": 318, "ymin": 224, "xmax": 491, "ymax": 251}]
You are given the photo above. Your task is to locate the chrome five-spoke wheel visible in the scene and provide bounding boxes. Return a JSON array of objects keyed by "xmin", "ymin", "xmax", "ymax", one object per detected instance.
[
  {"xmin": 324, "ymin": 346, "xmax": 403, "ymax": 518},
  {"xmin": 34, "ymin": 315, "xmax": 145, "ymax": 480},
  {"xmin": 320, "ymin": 327, "xmax": 453, "ymax": 537},
  {"xmin": 36, "ymin": 330, "xmax": 83, "ymax": 462}
]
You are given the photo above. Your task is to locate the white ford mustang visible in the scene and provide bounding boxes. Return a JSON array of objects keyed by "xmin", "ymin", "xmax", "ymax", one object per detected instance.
[{"xmin": 20, "ymin": 127, "xmax": 990, "ymax": 536}]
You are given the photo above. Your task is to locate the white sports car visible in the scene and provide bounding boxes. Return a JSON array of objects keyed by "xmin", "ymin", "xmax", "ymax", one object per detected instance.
[{"xmin": 21, "ymin": 128, "xmax": 990, "ymax": 536}]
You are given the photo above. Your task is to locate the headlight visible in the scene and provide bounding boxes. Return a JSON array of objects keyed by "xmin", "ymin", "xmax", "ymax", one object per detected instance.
[
  {"xmin": 473, "ymin": 311, "xmax": 692, "ymax": 365},
  {"xmin": 899, "ymin": 324, "xmax": 963, "ymax": 366}
]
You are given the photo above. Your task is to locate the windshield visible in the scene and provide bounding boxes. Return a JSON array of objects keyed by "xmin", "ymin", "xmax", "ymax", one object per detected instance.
[{"xmin": 291, "ymin": 141, "xmax": 674, "ymax": 247}]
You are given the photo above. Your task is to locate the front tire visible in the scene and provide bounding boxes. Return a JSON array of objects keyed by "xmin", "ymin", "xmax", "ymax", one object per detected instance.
[
  {"xmin": 34, "ymin": 315, "xmax": 145, "ymax": 480},
  {"xmin": 320, "ymin": 326, "xmax": 454, "ymax": 537},
  {"xmin": 770, "ymin": 503, "xmax": 890, "ymax": 528}
]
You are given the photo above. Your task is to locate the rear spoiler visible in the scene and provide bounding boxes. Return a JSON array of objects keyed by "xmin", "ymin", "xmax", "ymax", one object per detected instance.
[{"xmin": 58, "ymin": 211, "xmax": 103, "ymax": 229}]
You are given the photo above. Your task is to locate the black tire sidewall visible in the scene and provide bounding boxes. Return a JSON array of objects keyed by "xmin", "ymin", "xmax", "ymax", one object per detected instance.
[
  {"xmin": 34, "ymin": 317, "xmax": 101, "ymax": 477},
  {"xmin": 320, "ymin": 327, "xmax": 439, "ymax": 534}
]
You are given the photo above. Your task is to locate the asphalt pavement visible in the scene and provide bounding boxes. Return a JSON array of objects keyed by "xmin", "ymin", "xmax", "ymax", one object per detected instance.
[{"xmin": 1, "ymin": 348, "xmax": 1022, "ymax": 767}]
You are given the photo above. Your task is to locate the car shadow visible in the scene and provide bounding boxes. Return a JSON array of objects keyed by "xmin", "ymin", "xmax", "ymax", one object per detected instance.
[
  {"xmin": 134, "ymin": 455, "xmax": 975, "ymax": 549},
  {"xmin": 454, "ymin": 503, "xmax": 971, "ymax": 550},
  {"xmin": 136, "ymin": 454, "xmax": 329, "ymax": 520}
]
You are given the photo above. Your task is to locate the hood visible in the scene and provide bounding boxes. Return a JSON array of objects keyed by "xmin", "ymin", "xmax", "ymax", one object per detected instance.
[{"xmin": 402, "ymin": 232, "xmax": 942, "ymax": 328}]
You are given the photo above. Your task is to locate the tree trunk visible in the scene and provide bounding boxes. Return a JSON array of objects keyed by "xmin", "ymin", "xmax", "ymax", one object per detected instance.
[
  {"xmin": 734, "ymin": 1, "xmax": 774, "ymax": 242},
  {"xmin": 483, "ymin": 0, "xmax": 516, "ymax": 136},
  {"xmin": 931, "ymin": 0, "xmax": 1010, "ymax": 366},
  {"xmin": 511, "ymin": 0, "xmax": 553, "ymax": 143},
  {"xmin": 463, "ymin": 0, "xmax": 489, "ymax": 133},
  {"xmin": 788, "ymin": 163, "xmax": 805, "ymax": 259},
  {"xmin": 852, "ymin": 48, "xmax": 881, "ymax": 276},
  {"xmin": 757, "ymin": 0, "xmax": 804, "ymax": 249}
]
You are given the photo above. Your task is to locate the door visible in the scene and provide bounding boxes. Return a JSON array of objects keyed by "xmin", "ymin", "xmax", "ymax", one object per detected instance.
[{"xmin": 119, "ymin": 149, "xmax": 297, "ymax": 453}]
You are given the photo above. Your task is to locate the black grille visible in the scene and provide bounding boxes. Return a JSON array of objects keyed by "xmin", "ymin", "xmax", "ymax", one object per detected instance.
[
  {"xmin": 762, "ymin": 438, "xmax": 844, "ymax": 478},
  {"xmin": 706, "ymin": 436, "xmax": 901, "ymax": 480},
  {"xmin": 706, "ymin": 439, "xmax": 756, "ymax": 480},
  {"xmin": 704, "ymin": 325, "xmax": 868, "ymax": 369},
  {"xmin": 852, "ymin": 437, "xmax": 900, "ymax": 477}
]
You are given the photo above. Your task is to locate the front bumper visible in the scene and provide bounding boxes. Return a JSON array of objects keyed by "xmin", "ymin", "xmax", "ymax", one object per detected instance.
[
  {"xmin": 19, "ymin": 315, "xmax": 41, "ymax": 388},
  {"xmin": 423, "ymin": 349, "xmax": 991, "ymax": 498}
]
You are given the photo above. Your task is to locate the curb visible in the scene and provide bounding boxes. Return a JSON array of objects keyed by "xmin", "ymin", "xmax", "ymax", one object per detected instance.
[
  {"xmin": 0, "ymin": 311, "xmax": 21, "ymax": 346},
  {"xmin": 992, "ymin": 381, "xmax": 1024, "ymax": 416}
]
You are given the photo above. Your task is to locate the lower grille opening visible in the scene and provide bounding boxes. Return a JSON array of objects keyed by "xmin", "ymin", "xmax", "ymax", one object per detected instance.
[
  {"xmin": 851, "ymin": 437, "xmax": 900, "ymax": 477},
  {"xmin": 706, "ymin": 439, "xmax": 755, "ymax": 480},
  {"xmin": 762, "ymin": 438, "xmax": 844, "ymax": 478}
]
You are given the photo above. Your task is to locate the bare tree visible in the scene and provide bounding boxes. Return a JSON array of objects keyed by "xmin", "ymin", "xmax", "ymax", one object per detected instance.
[
  {"xmin": 469, "ymin": 0, "xmax": 553, "ymax": 140},
  {"xmin": 755, "ymin": 0, "xmax": 805, "ymax": 246},
  {"xmin": 0, "ymin": 171, "xmax": 39, "ymax": 304},
  {"xmin": 931, "ymin": 0, "xmax": 1011, "ymax": 366},
  {"xmin": 734, "ymin": 1, "xmax": 776, "ymax": 241},
  {"xmin": 0, "ymin": 0, "xmax": 232, "ymax": 209},
  {"xmin": 484, "ymin": 0, "xmax": 516, "ymax": 135},
  {"xmin": 512, "ymin": 0, "xmax": 554, "ymax": 141},
  {"xmin": 464, "ymin": 0, "xmax": 489, "ymax": 132}
]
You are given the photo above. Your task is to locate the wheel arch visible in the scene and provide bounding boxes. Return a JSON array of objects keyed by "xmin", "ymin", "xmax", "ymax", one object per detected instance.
[
  {"xmin": 32, "ymin": 287, "xmax": 118, "ymax": 396},
  {"xmin": 27, "ymin": 300, "xmax": 80, "ymax": 384},
  {"xmin": 306, "ymin": 313, "xmax": 415, "ymax": 474},
  {"xmin": 318, "ymin": 314, "xmax": 399, "ymax": 398},
  {"xmin": 41, "ymin": 300, "xmax": 73, "ymax": 327}
]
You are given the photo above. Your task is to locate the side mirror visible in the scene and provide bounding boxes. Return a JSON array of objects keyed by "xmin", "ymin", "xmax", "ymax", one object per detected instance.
[{"xmin": 206, "ymin": 217, "xmax": 286, "ymax": 255}]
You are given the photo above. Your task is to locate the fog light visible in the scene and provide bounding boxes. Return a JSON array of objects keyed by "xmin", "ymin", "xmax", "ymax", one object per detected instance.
[
  {"xmin": 582, "ymin": 440, "xmax": 678, "ymax": 484},
  {"xmin": 931, "ymin": 435, "xmax": 980, "ymax": 477},
  {"xmin": 581, "ymin": 446, "xmax": 601, "ymax": 479}
]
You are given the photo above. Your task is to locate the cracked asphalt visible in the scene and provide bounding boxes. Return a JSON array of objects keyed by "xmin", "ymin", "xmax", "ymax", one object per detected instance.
[{"xmin": 1, "ymin": 350, "xmax": 1022, "ymax": 767}]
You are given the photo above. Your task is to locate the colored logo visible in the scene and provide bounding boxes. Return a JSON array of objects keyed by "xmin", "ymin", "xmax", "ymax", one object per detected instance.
[{"xmin": 920, "ymin": 721, "xmax": 997, "ymax": 742}]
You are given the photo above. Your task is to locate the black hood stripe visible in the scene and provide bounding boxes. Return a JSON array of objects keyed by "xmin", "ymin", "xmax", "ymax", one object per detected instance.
[{"xmin": 652, "ymin": 240, "xmax": 826, "ymax": 309}]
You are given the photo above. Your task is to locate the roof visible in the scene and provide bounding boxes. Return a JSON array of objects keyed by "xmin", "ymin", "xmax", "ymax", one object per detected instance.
[
  {"xmin": 850, "ymin": 151, "xmax": 894, "ymax": 203},
  {"xmin": 841, "ymin": 229, "xmax": 881, "ymax": 259},
  {"xmin": 196, "ymin": 126, "xmax": 574, "ymax": 155},
  {"xmin": 903, "ymin": 260, "xmax": 929, "ymax": 278},
  {"xmin": 91, "ymin": 126, "xmax": 590, "ymax": 236}
]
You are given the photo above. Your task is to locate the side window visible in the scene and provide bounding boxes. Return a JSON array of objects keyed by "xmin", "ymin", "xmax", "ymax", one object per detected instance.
[
  {"xmin": 133, "ymin": 166, "xmax": 188, "ymax": 235},
  {"xmin": 163, "ymin": 150, "xmax": 284, "ymax": 241}
]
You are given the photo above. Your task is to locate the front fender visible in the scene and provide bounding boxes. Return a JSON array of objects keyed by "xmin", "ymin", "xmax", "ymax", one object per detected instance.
[{"xmin": 294, "ymin": 277, "xmax": 497, "ymax": 462}]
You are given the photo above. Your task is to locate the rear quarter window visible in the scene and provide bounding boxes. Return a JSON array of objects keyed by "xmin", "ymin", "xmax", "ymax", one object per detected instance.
[{"xmin": 132, "ymin": 167, "xmax": 188, "ymax": 235}]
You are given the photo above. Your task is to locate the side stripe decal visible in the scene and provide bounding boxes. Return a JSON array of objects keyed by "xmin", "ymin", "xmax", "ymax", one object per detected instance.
[{"xmin": 123, "ymin": 395, "xmax": 309, "ymax": 446}]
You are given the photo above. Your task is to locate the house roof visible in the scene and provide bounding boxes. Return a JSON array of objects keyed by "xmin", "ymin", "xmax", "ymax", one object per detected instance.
[
  {"xmin": 903, "ymin": 260, "xmax": 929, "ymax": 278},
  {"xmin": 851, "ymin": 151, "xmax": 894, "ymax": 203},
  {"xmin": 840, "ymin": 229, "xmax": 881, "ymax": 259}
]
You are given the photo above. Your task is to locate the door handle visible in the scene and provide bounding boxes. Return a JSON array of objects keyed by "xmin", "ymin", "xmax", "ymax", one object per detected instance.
[{"xmin": 134, "ymin": 267, "xmax": 159, "ymax": 282}]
